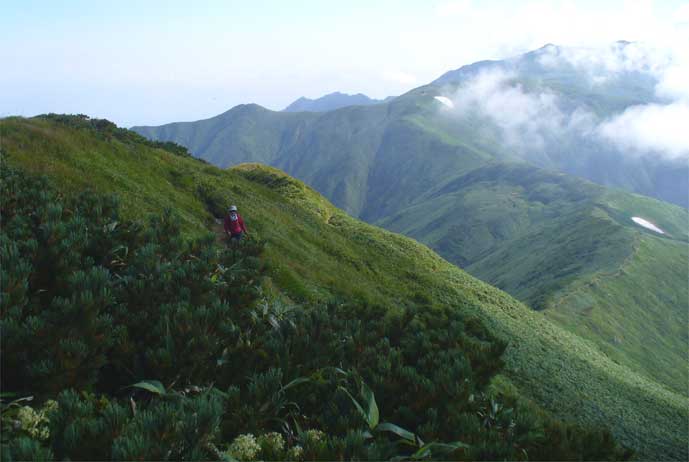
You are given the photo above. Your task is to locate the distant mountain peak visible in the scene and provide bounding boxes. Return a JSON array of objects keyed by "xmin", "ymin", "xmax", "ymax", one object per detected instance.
[
  {"xmin": 283, "ymin": 92, "xmax": 394, "ymax": 112},
  {"xmin": 433, "ymin": 41, "xmax": 643, "ymax": 85}
]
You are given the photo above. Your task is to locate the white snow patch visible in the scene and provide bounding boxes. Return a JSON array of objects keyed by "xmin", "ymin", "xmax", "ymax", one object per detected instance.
[
  {"xmin": 434, "ymin": 96, "xmax": 455, "ymax": 108},
  {"xmin": 631, "ymin": 216, "xmax": 665, "ymax": 234}
]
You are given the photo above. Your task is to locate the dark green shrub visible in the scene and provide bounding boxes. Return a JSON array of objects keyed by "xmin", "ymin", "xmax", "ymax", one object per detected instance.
[{"xmin": 35, "ymin": 114, "xmax": 193, "ymax": 157}]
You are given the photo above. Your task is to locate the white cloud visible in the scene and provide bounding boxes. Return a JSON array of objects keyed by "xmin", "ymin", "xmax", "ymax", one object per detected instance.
[
  {"xmin": 533, "ymin": 40, "xmax": 689, "ymax": 105},
  {"xmin": 537, "ymin": 42, "xmax": 673, "ymax": 84},
  {"xmin": 534, "ymin": 40, "xmax": 689, "ymax": 158},
  {"xmin": 598, "ymin": 101, "xmax": 689, "ymax": 157},
  {"xmin": 449, "ymin": 68, "xmax": 573, "ymax": 150},
  {"xmin": 444, "ymin": 41, "xmax": 689, "ymax": 160}
]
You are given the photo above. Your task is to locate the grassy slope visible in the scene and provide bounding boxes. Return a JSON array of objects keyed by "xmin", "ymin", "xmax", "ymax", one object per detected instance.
[
  {"xmin": 134, "ymin": 105, "xmax": 320, "ymax": 168},
  {"xmin": 1, "ymin": 117, "xmax": 687, "ymax": 460},
  {"xmin": 135, "ymin": 87, "xmax": 689, "ymax": 439},
  {"xmin": 545, "ymin": 235, "xmax": 688, "ymax": 394},
  {"xmin": 133, "ymin": 93, "xmax": 496, "ymax": 219},
  {"xmin": 380, "ymin": 163, "xmax": 689, "ymax": 394}
]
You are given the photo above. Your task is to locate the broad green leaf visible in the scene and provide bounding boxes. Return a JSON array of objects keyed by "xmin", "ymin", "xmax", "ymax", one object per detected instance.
[
  {"xmin": 411, "ymin": 445, "xmax": 432, "ymax": 459},
  {"xmin": 338, "ymin": 386, "xmax": 369, "ymax": 427},
  {"xmin": 432, "ymin": 441, "xmax": 470, "ymax": 451},
  {"xmin": 377, "ymin": 422, "xmax": 418, "ymax": 444},
  {"xmin": 340, "ymin": 383, "xmax": 379, "ymax": 430},
  {"xmin": 361, "ymin": 382, "xmax": 379, "ymax": 429},
  {"xmin": 281, "ymin": 377, "xmax": 310, "ymax": 392},
  {"xmin": 110, "ymin": 244, "xmax": 128, "ymax": 255},
  {"xmin": 412, "ymin": 441, "xmax": 470, "ymax": 459},
  {"xmin": 131, "ymin": 380, "xmax": 166, "ymax": 395},
  {"xmin": 332, "ymin": 367, "xmax": 348, "ymax": 376}
]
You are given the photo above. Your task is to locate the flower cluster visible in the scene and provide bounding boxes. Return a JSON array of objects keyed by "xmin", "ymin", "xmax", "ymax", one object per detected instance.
[
  {"xmin": 303, "ymin": 429, "xmax": 325, "ymax": 443},
  {"xmin": 14, "ymin": 400, "xmax": 57, "ymax": 441},
  {"xmin": 227, "ymin": 433, "xmax": 261, "ymax": 461},
  {"xmin": 286, "ymin": 445, "xmax": 304, "ymax": 460},
  {"xmin": 257, "ymin": 432, "xmax": 285, "ymax": 453}
]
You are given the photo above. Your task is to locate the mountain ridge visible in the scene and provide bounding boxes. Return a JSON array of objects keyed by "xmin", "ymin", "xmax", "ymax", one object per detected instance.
[
  {"xmin": 283, "ymin": 91, "xmax": 394, "ymax": 112},
  {"xmin": 130, "ymin": 43, "xmax": 688, "ymax": 401},
  {"xmin": 2, "ymin": 115, "xmax": 687, "ymax": 459}
]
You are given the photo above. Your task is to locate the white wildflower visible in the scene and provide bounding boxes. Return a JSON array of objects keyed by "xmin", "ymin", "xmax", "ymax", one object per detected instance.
[
  {"xmin": 227, "ymin": 433, "xmax": 261, "ymax": 461},
  {"xmin": 303, "ymin": 429, "xmax": 325, "ymax": 442},
  {"xmin": 287, "ymin": 445, "xmax": 304, "ymax": 460},
  {"xmin": 258, "ymin": 431, "xmax": 285, "ymax": 452}
]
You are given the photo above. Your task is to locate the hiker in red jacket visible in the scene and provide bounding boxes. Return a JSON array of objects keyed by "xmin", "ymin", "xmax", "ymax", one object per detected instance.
[{"xmin": 224, "ymin": 205, "xmax": 248, "ymax": 241}]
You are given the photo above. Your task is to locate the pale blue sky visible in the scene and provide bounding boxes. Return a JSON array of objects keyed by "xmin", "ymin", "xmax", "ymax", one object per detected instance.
[{"xmin": 2, "ymin": 0, "xmax": 687, "ymax": 126}]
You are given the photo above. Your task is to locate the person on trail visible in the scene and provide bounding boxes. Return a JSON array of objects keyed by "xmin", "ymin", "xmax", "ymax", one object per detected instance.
[{"xmin": 224, "ymin": 205, "xmax": 248, "ymax": 242}]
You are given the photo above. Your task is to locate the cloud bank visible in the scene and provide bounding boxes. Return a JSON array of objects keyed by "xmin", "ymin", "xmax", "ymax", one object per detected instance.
[
  {"xmin": 444, "ymin": 43, "xmax": 689, "ymax": 159},
  {"xmin": 598, "ymin": 101, "xmax": 689, "ymax": 157}
]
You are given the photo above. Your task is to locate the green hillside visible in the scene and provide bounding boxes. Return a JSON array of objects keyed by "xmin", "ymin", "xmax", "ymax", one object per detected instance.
[
  {"xmin": 379, "ymin": 163, "xmax": 689, "ymax": 394},
  {"xmin": 132, "ymin": 45, "xmax": 688, "ymax": 210},
  {"xmin": 130, "ymin": 58, "xmax": 688, "ymax": 400},
  {"xmin": 2, "ymin": 116, "xmax": 688, "ymax": 460},
  {"xmin": 134, "ymin": 96, "xmax": 493, "ymax": 220}
]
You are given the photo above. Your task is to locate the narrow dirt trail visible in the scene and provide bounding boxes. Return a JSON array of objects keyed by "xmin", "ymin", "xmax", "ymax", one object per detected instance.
[{"xmin": 211, "ymin": 218, "xmax": 227, "ymax": 244}]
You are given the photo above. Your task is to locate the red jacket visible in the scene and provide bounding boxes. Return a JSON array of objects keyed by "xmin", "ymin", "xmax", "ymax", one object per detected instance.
[{"xmin": 224, "ymin": 212, "xmax": 247, "ymax": 235}]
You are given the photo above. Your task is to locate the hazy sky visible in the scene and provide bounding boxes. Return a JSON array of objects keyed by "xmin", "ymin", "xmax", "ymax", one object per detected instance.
[{"xmin": 2, "ymin": 0, "xmax": 688, "ymax": 126}]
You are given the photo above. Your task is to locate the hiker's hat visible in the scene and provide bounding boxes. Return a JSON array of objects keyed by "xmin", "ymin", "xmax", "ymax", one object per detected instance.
[{"xmin": 229, "ymin": 205, "xmax": 238, "ymax": 212}]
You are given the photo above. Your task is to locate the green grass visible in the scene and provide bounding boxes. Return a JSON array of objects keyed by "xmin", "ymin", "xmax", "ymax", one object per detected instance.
[
  {"xmin": 2, "ymin": 116, "xmax": 688, "ymax": 460},
  {"xmin": 545, "ymin": 235, "xmax": 688, "ymax": 394},
  {"xmin": 128, "ymin": 78, "xmax": 688, "ymax": 399},
  {"xmin": 380, "ymin": 162, "xmax": 689, "ymax": 394}
]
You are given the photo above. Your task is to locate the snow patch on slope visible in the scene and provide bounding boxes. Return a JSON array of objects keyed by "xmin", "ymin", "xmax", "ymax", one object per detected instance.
[
  {"xmin": 631, "ymin": 216, "xmax": 665, "ymax": 234},
  {"xmin": 434, "ymin": 96, "xmax": 455, "ymax": 108}
]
